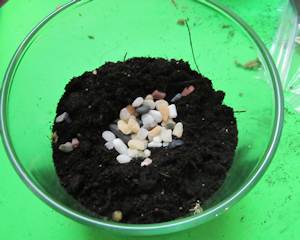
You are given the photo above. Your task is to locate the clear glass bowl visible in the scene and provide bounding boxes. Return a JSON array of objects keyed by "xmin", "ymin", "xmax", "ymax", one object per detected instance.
[{"xmin": 0, "ymin": 0, "xmax": 283, "ymax": 236}]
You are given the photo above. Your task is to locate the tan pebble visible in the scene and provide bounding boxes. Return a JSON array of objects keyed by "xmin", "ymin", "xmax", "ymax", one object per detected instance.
[
  {"xmin": 173, "ymin": 122, "xmax": 183, "ymax": 138},
  {"xmin": 128, "ymin": 139, "xmax": 147, "ymax": 150},
  {"xmin": 145, "ymin": 94, "xmax": 154, "ymax": 100},
  {"xmin": 128, "ymin": 116, "xmax": 140, "ymax": 133},
  {"xmin": 112, "ymin": 210, "xmax": 123, "ymax": 222},
  {"xmin": 155, "ymin": 100, "xmax": 169, "ymax": 121},
  {"xmin": 126, "ymin": 105, "xmax": 137, "ymax": 116},
  {"xmin": 117, "ymin": 120, "xmax": 131, "ymax": 135},
  {"xmin": 148, "ymin": 126, "xmax": 162, "ymax": 138}
]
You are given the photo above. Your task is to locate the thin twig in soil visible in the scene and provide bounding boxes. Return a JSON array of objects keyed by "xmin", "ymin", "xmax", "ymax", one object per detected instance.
[
  {"xmin": 234, "ymin": 110, "xmax": 247, "ymax": 113},
  {"xmin": 186, "ymin": 20, "xmax": 200, "ymax": 73},
  {"xmin": 159, "ymin": 171, "xmax": 171, "ymax": 178},
  {"xmin": 123, "ymin": 52, "xmax": 128, "ymax": 61}
]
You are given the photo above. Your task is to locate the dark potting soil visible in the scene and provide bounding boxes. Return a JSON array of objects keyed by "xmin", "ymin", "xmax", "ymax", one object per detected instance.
[{"xmin": 52, "ymin": 57, "xmax": 238, "ymax": 224}]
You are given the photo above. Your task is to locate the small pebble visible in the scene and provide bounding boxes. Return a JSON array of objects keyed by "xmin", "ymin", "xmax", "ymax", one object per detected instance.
[
  {"xmin": 117, "ymin": 120, "xmax": 132, "ymax": 135},
  {"xmin": 128, "ymin": 117, "xmax": 140, "ymax": 133},
  {"xmin": 141, "ymin": 158, "xmax": 152, "ymax": 167},
  {"xmin": 141, "ymin": 113, "xmax": 156, "ymax": 129},
  {"xmin": 55, "ymin": 112, "xmax": 70, "ymax": 123},
  {"xmin": 132, "ymin": 97, "xmax": 144, "ymax": 107},
  {"xmin": 144, "ymin": 149, "xmax": 151, "ymax": 158},
  {"xmin": 119, "ymin": 108, "xmax": 131, "ymax": 121},
  {"xmin": 136, "ymin": 127, "xmax": 148, "ymax": 140},
  {"xmin": 92, "ymin": 70, "xmax": 97, "ymax": 75},
  {"xmin": 160, "ymin": 128, "xmax": 172, "ymax": 143},
  {"xmin": 171, "ymin": 93, "xmax": 182, "ymax": 102},
  {"xmin": 162, "ymin": 142, "xmax": 169, "ymax": 147},
  {"xmin": 168, "ymin": 104, "xmax": 178, "ymax": 118},
  {"xmin": 173, "ymin": 122, "xmax": 183, "ymax": 138},
  {"xmin": 152, "ymin": 90, "xmax": 166, "ymax": 100},
  {"xmin": 71, "ymin": 138, "xmax": 80, "ymax": 148},
  {"xmin": 105, "ymin": 141, "xmax": 114, "ymax": 150},
  {"xmin": 168, "ymin": 139, "xmax": 184, "ymax": 149},
  {"xmin": 156, "ymin": 100, "xmax": 169, "ymax": 122},
  {"xmin": 162, "ymin": 119, "xmax": 176, "ymax": 129},
  {"xmin": 116, "ymin": 154, "xmax": 132, "ymax": 164},
  {"xmin": 145, "ymin": 94, "xmax": 153, "ymax": 100},
  {"xmin": 128, "ymin": 148, "xmax": 139, "ymax": 158},
  {"xmin": 153, "ymin": 136, "xmax": 162, "ymax": 143},
  {"xmin": 148, "ymin": 126, "xmax": 161, "ymax": 138},
  {"xmin": 128, "ymin": 139, "xmax": 147, "ymax": 151},
  {"xmin": 143, "ymin": 100, "xmax": 155, "ymax": 109},
  {"xmin": 181, "ymin": 85, "xmax": 195, "ymax": 96},
  {"xmin": 148, "ymin": 141, "xmax": 162, "ymax": 148},
  {"xmin": 148, "ymin": 110, "xmax": 162, "ymax": 123},
  {"xmin": 112, "ymin": 210, "xmax": 123, "ymax": 222},
  {"xmin": 102, "ymin": 130, "xmax": 116, "ymax": 142},
  {"xmin": 52, "ymin": 131, "xmax": 58, "ymax": 143},
  {"xmin": 58, "ymin": 142, "xmax": 73, "ymax": 152},
  {"xmin": 109, "ymin": 124, "xmax": 131, "ymax": 143},
  {"xmin": 136, "ymin": 105, "xmax": 151, "ymax": 114},
  {"xmin": 113, "ymin": 138, "xmax": 128, "ymax": 154},
  {"xmin": 126, "ymin": 105, "xmax": 137, "ymax": 116}
]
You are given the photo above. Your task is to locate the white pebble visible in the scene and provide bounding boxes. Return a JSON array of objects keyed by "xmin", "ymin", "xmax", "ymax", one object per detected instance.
[
  {"xmin": 132, "ymin": 97, "xmax": 144, "ymax": 107},
  {"xmin": 145, "ymin": 94, "xmax": 153, "ymax": 100},
  {"xmin": 141, "ymin": 158, "xmax": 152, "ymax": 167},
  {"xmin": 168, "ymin": 104, "xmax": 178, "ymax": 118},
  {"xmin": 149, "ymin": 110, "xmax": 162, "ymax": 123},
  {"xmin": 162, "ymin": 142, "xmax": 169, "ymax": 147},
  {"xmin": 116, "ymin": 154, "xmax": 132, "ymax": 164},
  {"xmin": 161, "ymin": 127, "xmax": 172, "ymax": 143},
  {"xmin": 141, "ymin": 113, "xmax": 156, "ymax": 129},
  {"xmin": 153, "ymin": 136, "xmax": 162, "ymax": 143},
  {"xmin": 173, "ymin": 122, "xmax": 183, "ymax": 138},
  {"xmin": 105, "ymin": 141, "xmax": 114, "ymax": 150},
  {"xmin": 148, "ymin": 141, "xmax": 162, "ymax": 148},
  {"xmin": 143, "ymin": 100, "xmax": 155, "ymax": 110},
  {"xmin": 58, "ymin": 142, "xmax": 73, "ymax": 152},
  {"xmin": 144, "ymin": 149, "xmax": 151, "ymax": 157},
  {"xmin": 56, "ymin": 112, "xmax": 69, "ymax": 123},
  {"xmin": 128, "ymin": 139, "xmax": 147, "ymax": 151},
  {"xmin": 113, "ymin": 138, "xmax": 128, "ymax": 154},
  {"xmin": 128, "ymin": 148, "xmax": 139, "ymax": 158},
  {"xmin": 102, "ymin": 130, "xmax": 116, "ymax": 142},
  {"xmin": 128, "ymin": 117, "xmax": 140, "ymax": 133},
  {"xmin": 119, "ymin": 108, "xmax": 131, "ymax": 121},
  {"xmin": 136, "ymin": 128, "xmax": 148, "ymax": 140}
]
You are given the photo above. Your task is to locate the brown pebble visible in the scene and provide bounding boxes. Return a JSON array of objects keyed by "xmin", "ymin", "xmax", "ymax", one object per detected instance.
[
  {"xmin": 112, "ymin": 210, "xmax": 123, "ymax": 222},
  {"xmin": 126, "ymin": 105, "xmax": 138, "ymax": 116},
  {"xmin": 148, "ymin": 126, "xmax": 162, "ymax": 138},
  {"xmin": 152, "ymin": 90, "xmax": 166, "ymax": 100}
]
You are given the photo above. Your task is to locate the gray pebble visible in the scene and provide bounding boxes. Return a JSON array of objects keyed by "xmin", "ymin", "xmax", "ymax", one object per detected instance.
[
  {"xmin": 171, "ymin": 93, "xmax": 182, "ymax": 103},
  {"xmin": 136, "ymin": 105, "xmax": 151, "ymax": 114},
  {"xmin": 168, "ymin": 140, "xmax": 184, "ymax": 149},
  {"xmin": 109, "ymin": 124, "xmax": 131, "ymax": 143},
  {"xmin": 58, "ymin": 142, "xmax": 73, "ymax": 152}
]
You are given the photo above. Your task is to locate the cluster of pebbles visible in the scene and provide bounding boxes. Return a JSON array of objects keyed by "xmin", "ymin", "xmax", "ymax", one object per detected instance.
[
  {"xmin": 101, "ymin": 87, "xmax": 194, "ymax": 166},
  {"xmin": 56, "ymin": 86, "xmax": 195, "ymax": 167}
]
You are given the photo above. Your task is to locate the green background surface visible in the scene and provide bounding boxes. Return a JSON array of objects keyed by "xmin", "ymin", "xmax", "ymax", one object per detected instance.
[{"xmin": 1, "ymin": 0, "xmax": 299, "ymax": 239}]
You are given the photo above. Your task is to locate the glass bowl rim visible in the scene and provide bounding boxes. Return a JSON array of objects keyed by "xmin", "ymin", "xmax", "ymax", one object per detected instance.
[{"xmin": 0, "ymin": 0, "xmax": 284, "ymax": 232}]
